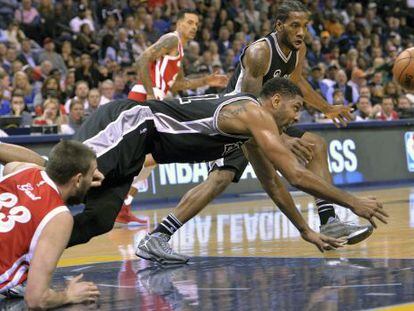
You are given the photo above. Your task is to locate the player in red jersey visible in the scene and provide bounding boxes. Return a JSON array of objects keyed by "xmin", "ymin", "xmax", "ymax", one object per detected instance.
[
  {"xmin": 119, "ymin": 9, "xmax": 228, "ymax": 225},
  {"xmin": 0, "ymin": 141, "xmax": 102, "ymax": 309}
]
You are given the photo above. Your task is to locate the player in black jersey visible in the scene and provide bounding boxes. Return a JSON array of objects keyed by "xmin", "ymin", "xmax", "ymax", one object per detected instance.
[
  {"xmin": 134, "ymin": 78, "xmax": 387, "ymax": 264},
  {"xmin": 144, "ymin": 0, "xmax": 372, "ymax": 257}
]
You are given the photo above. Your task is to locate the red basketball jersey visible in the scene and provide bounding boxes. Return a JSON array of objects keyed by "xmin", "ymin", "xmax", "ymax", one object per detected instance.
[
  {"xmin": 0, "ymin": 167, "xmax": 68, "ymax": 293},
  {"xmin": 128, "ymin": 32, "xmax": 184, "ymax": 101}
]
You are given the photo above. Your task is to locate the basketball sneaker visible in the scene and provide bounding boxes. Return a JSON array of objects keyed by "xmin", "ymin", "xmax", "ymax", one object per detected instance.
[
  {"xmin": 320, "ymin": 217, "xmax": 373, "ymax": 245},
  {"xmin": 136, "ymin": 233, "xmax": 189, "ymax": 264},
  {"xmin": 115, "ymin": 203, "xmax": 149, "ymax": 227}
]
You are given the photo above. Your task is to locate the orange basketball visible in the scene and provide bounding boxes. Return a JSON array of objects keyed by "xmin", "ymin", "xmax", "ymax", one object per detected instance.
[{"xmin": 393, "ymin": 47, "xmax": 414, "ymax": 91}]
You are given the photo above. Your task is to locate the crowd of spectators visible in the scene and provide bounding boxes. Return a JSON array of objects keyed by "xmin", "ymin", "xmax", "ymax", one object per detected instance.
[{"xmin": 0, "ymin": 0, "xmax": 414, "ymax": 136}]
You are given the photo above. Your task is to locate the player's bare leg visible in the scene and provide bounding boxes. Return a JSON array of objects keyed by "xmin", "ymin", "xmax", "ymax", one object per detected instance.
[{"xmin": 302, "ymin": 132, "xmax": 373, "ymax": 244}]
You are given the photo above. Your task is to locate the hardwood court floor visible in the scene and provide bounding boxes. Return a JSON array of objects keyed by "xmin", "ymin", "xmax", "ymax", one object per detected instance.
[
  {"xmin": 2, "ymin": 185, "xmax": 414, "ymax": 311},
  {"xmin": 60, "ymin": 185, "xmax": 414, "ymax": 266}
]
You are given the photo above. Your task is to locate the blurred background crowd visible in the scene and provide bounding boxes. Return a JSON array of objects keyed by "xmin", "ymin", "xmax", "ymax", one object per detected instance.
[{"xmin": 0, "ymin": 0, "xmax": 414, "ymax": 135}]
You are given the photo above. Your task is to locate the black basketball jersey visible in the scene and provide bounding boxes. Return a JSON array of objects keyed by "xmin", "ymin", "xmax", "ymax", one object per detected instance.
[
  {"xmin": 74, "ymin": 99, "xmax": 156, "ymax": 178},
  {"xmin": 146, "ymin": 93, "xmax": 258, "ymax": 164},
  {"xmin": 225, "ymin": 32, "xmax": 299, "ymax": 93}
]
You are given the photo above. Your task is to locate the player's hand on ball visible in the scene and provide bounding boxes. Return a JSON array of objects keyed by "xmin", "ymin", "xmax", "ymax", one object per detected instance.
[
  {"xmin": 350, "ymin": 197, "xmax": 388, "ymax": 228},
  {"xmin": 66, "ymin": 274, "xmax": 100, "ymax": 304},
  {"xmin": 300, "ymin": 229, "xmax": 346, "ymax": 252},
  {"xmin": 324, "ymin": 105, "xmax": 354, "ymax": 127},
  {"xmin": 91, "ymin": 169, "xmax": 105, "ymax": 187}
]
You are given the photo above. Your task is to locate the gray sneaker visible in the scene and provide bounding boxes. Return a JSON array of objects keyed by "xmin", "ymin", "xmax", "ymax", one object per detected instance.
[
  {"xmin": 136, "ymin": 233, "xmax": 190, "ymax": 264},
  {"xmin": 320, "ymin": 218, "xmax": 373, "ymax": 245}
]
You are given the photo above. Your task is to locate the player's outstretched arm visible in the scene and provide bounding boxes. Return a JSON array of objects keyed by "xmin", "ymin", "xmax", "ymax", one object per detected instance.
[
  {"xmin": 25, "ymin": 213, "xmax": 100, "ymax": 309},
  {"xmin": 170, "ymin": 67, "xmax": 228, "ymax": 92},
  {"xmin": 290, "ymin": 45, "xmax": 353, "ymax": 127},
  {"xmin": 243, "ymin": 141, "xmax": 345, "ymax": 252},
  {"xmin": 136, "ymin": 33, "xmax": 179, "ymax": 99},
  {"xmin": 0, "ymin": 143, "xmax": 46, "ymax": 166},
  {"xmin": 244, "ymin": 109, "xmax": 388, "ymax": 228}
]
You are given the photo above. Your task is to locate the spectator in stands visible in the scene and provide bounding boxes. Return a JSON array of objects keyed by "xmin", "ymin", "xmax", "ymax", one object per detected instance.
[
  {"xmin": 14, "ymin": 0, "xmax": 40, "ymax": 39},
  {"xmin": 33, "ymin": 97, "xmax": 70, "ymax": 134},
  {"xmin": 0, "ymin": 68, "xmax": 11, "ymax": 103},
  {"xmin": 359, "ymin": 85, "xmax": 371, "ymax": 99},
  {"xmin": 67, "ymin": 98, "xmax": 84, "ymax": 134},
  {"xmin": 99, "ymin": 79, "xmax": 114, "ymax": 104},
  {"xmin": 3, "ymin": 46, "xmax": 18, "ymax": 74},
  {"xmin": 38, "ymin": 38, "xmax": 67, "ymax": 76},
  {"xmin": 217, "ymin": 26, "xmax": 231, "ymax": 55},
  {"xmin": 299, "ymin": 103, "xmax": 317, "ymax": 124},
  {"xmin": 132, "ymin": 32, "xmax": 149, "ymax": 61},
  {"xmin": 75, "ymin": 54, "xmax": 101, "ymax": 89},
  {"xmin": 65, "ymin": 80, "xmax": 89, "ymax": 112},
  {"xmin": 384, "ymin": 81, "xmax": 400, "ymax": 102},
  {"xmin": 97, "ymin": 15, "xmax": 118, "ymax": 43},
  {"xmin": 124, "ymin": 15, "xmax": 138, "ymax": 39},
  {"xmin": 376, "ymin": 96, "xmax": 399, "ymax": 121},
  {"xmin": 0, "ymin": 0, "xmax": 18, "ymax": 29},
  {"xmin": 85, "ymin": 88, "xmax": 100, "ymax": 117},
  {"xmin": 143, "ymin": 15, "xmax": 161, "ymax": 43},
  {"xmin": 118, "ymin": 28, "xmax": 134, "ymax": 67},
  {"xmin": 69, "ymin": 4, "xmax": 95, "ymax": 33},
  {"xmin": 33, "ymin": 76, "xmax": 63, "ymax": 109},
  {"xmin": 326, "ymin": 69, "xmax": 353, "ymax": 105},
  {"xmin": 354, "ymin": 95, "xmax": 374, "ymax": 121},
  {"xmin": 4, "ymin": 21, "xmax": 25, "ymax": 50},
  {"xmin": 396, "ymin": 95, "xmax": 414, "ymax": 119},
  {"xmin": 63, "ymin": 68, "xmax": 76, "ymax": 99},
  {"xmin": 347, "ymin": 68, "xmax": 365, "ymax": 104},
  {"xmin": 99, "ymin": 34, "xmax": 118, "ymax": 65},
  {"xmin": 307, "ymin": 38, "xmax": 325, "ymax": 67},
  {"xmin": 308, "ymin": 66, "xmax": 328, "ymax": 97},
  {"xmin": 74, "ymin": 24, "xmax": 100, "ymax": 59},
  {"xmin": 332, "ymin": 89, "xmax": 346, "ymax": 106},
  {"xmin": 12, "ymin": 71, "xmax": 35, "ymax": 110},
  {"xmin": 38, "ymin": 0, "xmax": 56, "ymax": 40},
  {"xmin": 9, "ymin": 90, "xmax": 32, "ymax": 127},
  {"xmin": 113, "ymin": 75, "xmax": 127, "ymax": 100},
  {"xmin": 17, "ymin": 38, "xmax": 38, "ymax": 67},
  {"xmin": 60, "ymin": 41, "xmax": 76, "ymax": 69}
]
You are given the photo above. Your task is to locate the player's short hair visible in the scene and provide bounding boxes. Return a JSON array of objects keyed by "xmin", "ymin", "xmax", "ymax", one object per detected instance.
[
  {"xmin": 46, "ymin": 140, "xmax": 96, "ymax": 185},
  {"xmin": 260, "ymin": 77, "xmax": 303, "ymax": 99},
  {"xmin": 275, "ymin": 0, "xmax": 309, "ymax": 23},
  {"xmin": 177, "ymin": 9, "xmax": 198, "ymax": 21}
]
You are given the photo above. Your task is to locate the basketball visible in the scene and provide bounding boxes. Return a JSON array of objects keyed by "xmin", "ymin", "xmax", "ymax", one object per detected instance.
[{"xmin": 393, "ymin": 47, "xmax": 414, "ymax": 91}]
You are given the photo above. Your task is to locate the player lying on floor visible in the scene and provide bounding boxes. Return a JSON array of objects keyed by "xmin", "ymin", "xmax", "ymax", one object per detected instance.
[{"xmin": 0, "ymin": 141, "xmax": 103, "ymax": 309}]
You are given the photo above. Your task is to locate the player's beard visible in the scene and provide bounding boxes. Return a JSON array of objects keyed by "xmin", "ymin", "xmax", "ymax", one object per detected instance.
[
  {"xmin": 280, "ymin": 31, "xmax": 298, "ymax": 51},
  {"xmin": 66, "ymin": 179, "xmax": 89, "ymax": 205}
]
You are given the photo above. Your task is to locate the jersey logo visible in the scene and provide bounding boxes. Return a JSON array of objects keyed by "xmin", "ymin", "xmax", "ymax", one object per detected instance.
[
  {"xmin": 0, "ymin": 192, "xmax": 31, "ymax": 233},
  {"xmin": 273, "ymin": 69, "xmax": 282, "ymax": 77},
  {"xmin": 17, "ymin": 183, "xmax": 41, "ymax": 201},
  {"xmin": 273, "ymin": 69, "xmax": 291, "ymax": 79},
  {"xmin": 222, "ymin": 142, "xmax": 244, "ymax": 156}
]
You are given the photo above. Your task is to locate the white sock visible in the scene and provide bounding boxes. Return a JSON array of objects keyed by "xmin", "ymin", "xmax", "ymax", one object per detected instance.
[{"xmin": 124, "ymin": 194, "xmax": 133, "ymax": 206}]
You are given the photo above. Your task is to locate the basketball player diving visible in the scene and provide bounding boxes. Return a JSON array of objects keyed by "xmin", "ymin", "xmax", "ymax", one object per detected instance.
[{"xmin": 136, "ymin": 0, "xmax": 375, "ymax": 264}]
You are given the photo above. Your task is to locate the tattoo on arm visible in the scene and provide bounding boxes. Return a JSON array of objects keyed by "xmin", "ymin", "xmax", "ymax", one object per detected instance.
[
  {"xmin": 217, "ymin": 101, "xmax": 248, "ymax": 123},
  {"xmin": 136, "ymin": 34, "xmax": 179, "ymax": 96}
]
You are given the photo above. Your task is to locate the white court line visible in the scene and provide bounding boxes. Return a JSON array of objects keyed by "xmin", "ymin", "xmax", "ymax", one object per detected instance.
[
  {"xmin": 365, "ymin": 293, "xmax": 396, "ymax": 296},
  {"xmin": 323, "ymin": 283, "xmax": 402, "ymax": 289},
  {"xmin": 71, "ymin": 266, "xmax": 94, "ymax": 272},
  {"xmin": 97, "ymin": 284, "xmax": 250, "ymax": 290},
  {"xmin": 197, "ymin": 288, "xmax": 250, "ymax": 291}
]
